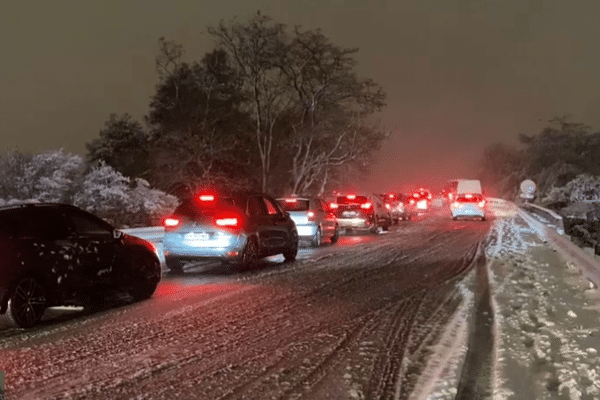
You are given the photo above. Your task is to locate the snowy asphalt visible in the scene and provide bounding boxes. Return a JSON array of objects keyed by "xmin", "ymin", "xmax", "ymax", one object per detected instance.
[{"xmin": 1, "ymin": 204, "xmax": 598, "ymax": 399}]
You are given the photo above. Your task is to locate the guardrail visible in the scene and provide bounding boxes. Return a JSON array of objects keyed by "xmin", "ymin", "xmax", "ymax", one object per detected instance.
[
  {"xmin": 520, "ymin": 203, "xmax": 565, "ymax": 235},
  {"xmin": 517, "ymin": 208, "xmax": 600, "ymax": 288}
]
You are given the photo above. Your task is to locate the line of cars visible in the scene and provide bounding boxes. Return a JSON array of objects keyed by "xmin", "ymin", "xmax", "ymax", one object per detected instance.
[{"xmin": 0, "ymin": 180, "xmax": 486, "ymax": 329}]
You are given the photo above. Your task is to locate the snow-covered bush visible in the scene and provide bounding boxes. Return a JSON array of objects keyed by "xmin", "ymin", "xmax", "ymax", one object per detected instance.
[
  {"xmin": 543, "ymin": 174, "xmax": 600, "ymax": 204},
  {"xmin": 0, "ymin": 149, "xmax": 178, "ymax": 228},
  {"xmin": 0, "ymin": 149, "xmax": 84, "ymax": 203},
  {"xmin": 74, "ymin": 162, "xmax": 178, "ymax": 228}
]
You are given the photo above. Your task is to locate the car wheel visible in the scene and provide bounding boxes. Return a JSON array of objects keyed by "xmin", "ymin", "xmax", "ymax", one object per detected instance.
[
  {"xmin": 1, "ymin": 276, "xmax": 47, "ymax": 328},
  {"xmin": 240, "ymin": 237, "xmax": 259, "ymax": 269},
  {"xmin": 312, "ymin": 228, "xmax": 322, "ymax": 247},
  {"xmin": 129, "ymin": 252, "xmax": 160, "ymax": 301},
  {"xmin": 283, "ymin": 231, "xmax": 298, "ymax": 262},
  {"xmin": 330, "ymin": 226, "xmax": 339, "ymax": 244}
]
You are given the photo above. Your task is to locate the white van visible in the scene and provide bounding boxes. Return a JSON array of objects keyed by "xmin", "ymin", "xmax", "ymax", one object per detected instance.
[
  {"xmin": 451, "ymin": 179, "xmax": 485, "ymax": 220},
  {"xmin": 456, "ymin": 179, "xmax": 482, "ymax": 196}
]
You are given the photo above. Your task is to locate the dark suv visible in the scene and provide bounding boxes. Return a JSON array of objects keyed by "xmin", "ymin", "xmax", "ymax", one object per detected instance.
[
  {"xmin": 162, "ymin": 191, "xmax": 299, "ymax": 272},
  {"xmin": 0, "ymin": 203, "xmax": 161, "ymax": 328},
  {"xmin": 332, "ymin": 194, "xmax": 392, "ymax": 234}
]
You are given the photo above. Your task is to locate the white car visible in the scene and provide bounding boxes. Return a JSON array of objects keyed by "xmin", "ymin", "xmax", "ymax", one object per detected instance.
[
  {"xmin": 276, "ymin": 197, "xmax": 339, "ymax": 247},
  {"xmin": 450, "ymin": 193, "xmax": 486, "ymax": 220}
]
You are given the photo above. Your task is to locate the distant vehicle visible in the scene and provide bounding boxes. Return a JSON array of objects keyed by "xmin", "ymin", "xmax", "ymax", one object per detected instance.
[
  {"xmin": 382, "ymin": 193, "xmax": 412, "ymax": 222},
  {"xmin": 162, "ymin": 191, "xmax": 298, "ymax": 273},
  {"xmin": 450, "ymin": 193, "xmax": 486, "ymax": 221},
  {"xmin": 443, "ymin": 179, "xmax": 460, "ymax": 201},
  {"xmin": 332, "ymin": 194, "xmax": 391, "ymax": 233},
  {"xmin": 276, "ymin": 196, "xmax": 339, "ymax": 247},
  {"xmin": 408, "ymin": 188, "xmax": 432, "ymax": 213},
  {"xmin": 456, "ymin": 179, "xmax": 482, "ymax": 197},
  {"xmin": 0, "ymin": 203, "xmax": 161, "ymax": 328},
  {"xmin": 444, "ymin": 179, "xmax": 482, "ymax": 202}
]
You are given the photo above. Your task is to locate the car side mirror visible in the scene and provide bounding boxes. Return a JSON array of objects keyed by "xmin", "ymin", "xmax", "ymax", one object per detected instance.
[{"xmin": 113, "ymin": 229, "xmax": 123, "ymax": 239}]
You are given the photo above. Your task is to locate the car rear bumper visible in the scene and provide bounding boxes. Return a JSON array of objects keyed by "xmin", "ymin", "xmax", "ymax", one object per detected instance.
[
  {"xmin": 451, "ymin": 205, "xmax": 485, "ymax": 218},
  {"xmin": 295, "ymin": 224, "xmax": 318, "ymax": 238},
  {"xmin": 337, "ymin": 217, "xmax": 372, "ymax": 230},
  {"xmin": 163, "ymin": 232, "xmax": 247, "ymax": 261}
]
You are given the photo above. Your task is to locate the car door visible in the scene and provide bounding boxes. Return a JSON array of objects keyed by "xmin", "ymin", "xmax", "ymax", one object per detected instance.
[
  {"xmin": 261, "ymin": 196, "xmax": 291, "ymax": 251},
  {"xmin": 317, "ymin": 199, "xmax": 336, "ymax": 237},
  {"xmin": 1, "ymin": 208, "xmax": 73, "ymax": 295},
  {"xmin": 61, "ymin": 208, "xmax": 120, "ymax": 287}
]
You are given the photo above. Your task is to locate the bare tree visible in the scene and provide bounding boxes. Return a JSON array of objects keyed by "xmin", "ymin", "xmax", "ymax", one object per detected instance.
[{"xmin": 208, "ymin": 14, "xmax": 297, "ymax": 192}]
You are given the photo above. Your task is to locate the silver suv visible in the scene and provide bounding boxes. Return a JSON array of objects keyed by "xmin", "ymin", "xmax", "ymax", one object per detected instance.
[
  {"xmin": 276, "ymin": 196, "xmax": 339, "ymax": 247},
  {"xmin": 332, "ymin": 194, "xmax": 392, "ymax": 234}
]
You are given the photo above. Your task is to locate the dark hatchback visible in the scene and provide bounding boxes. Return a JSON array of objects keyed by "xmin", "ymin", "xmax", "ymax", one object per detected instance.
[
  {"xmin": 162, "ymin": 191, "xmax": 299, "ymax": 273},
  {"xmin": 0, "ymin": 203, "xmax": 161, "ymax": 328}
]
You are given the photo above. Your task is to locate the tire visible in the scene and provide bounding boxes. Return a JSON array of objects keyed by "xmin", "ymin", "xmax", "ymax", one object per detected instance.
[
  {"xmin": 283, "ymin": 231, "xmax": 298, "ymax": 262},
  {"xmin": 312, "ymin": 228, "xmax": 322, "ymax": 247},
  {"xmin": 1, "ymin": 276, "xmax": 47, "ymax": 328},
  {"xmin": 240, "ymin": 237, "xmax": 259, "ymax": 269},
  {"xmin": 129, "ymin": 253, "xmax": 160, "ymax": 301},
  {"xmin": 330, "ymin": 227, "xmax": 339, "ymax": 244}
]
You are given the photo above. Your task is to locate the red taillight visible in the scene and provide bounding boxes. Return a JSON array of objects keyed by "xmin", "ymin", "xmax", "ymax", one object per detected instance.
[
  {"xmin": 329, "ymin": 203, "xmax": 338, "ymax": 209},
  {"xmin": 215, "ymin": 212, "xmax": 242, "ymax": 229},
  {"xmin": 216, "ymin": 217, "xmax": 239, "ymax": 227},
  {"xmin": 307, "ymin": 211, "xmax": 316, "ymax": 221},
  {"xmin": 347, "ymin": 194, "xmax": 356, "ymax": 200},
  {"xmin": 164, "ymin": 217, "xmax": 180, "ymax": 227},
  {"xmin": 465, "ymin": 194, "xmax": 473, "ymax": 198},
  {"xmin": 285, "ymin": 198, "xmax": 297, "ymax": 203},
  {"xmin": 361, "ymin": 202, "xmax": 372, "ymax": 209},
  {"xmin": 199, "ymin": 194, "xmax": 215, "ymax": 202}
]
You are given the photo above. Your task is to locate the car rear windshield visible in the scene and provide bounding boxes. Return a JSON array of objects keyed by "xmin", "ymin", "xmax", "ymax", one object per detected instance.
[
  {"xmin": 456, "ymin": 194, "xmax": 483, "ymax": 202},
  {"xmin": 174, "ymin": 197, "xmax": 241, "ymax": 218},
  {"xmin": 277, "ymin": 199, "xmax": 310, "ymax": 211},
  {"xmin": 336, "ymin": 196, "xmax": 369, "ymax": 204}
]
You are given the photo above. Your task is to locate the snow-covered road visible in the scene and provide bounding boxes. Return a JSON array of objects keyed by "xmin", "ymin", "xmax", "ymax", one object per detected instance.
[
  {"xmin": 0, "ymin": 211, "xmax": 488, "ymax": 399},
  {"xmin": 2, "ymin": 204, "xmax": 598, "ymax": 399}
]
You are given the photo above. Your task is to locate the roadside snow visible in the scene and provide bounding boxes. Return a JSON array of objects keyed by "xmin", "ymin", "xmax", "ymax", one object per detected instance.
[
  {"xmin": 408, "ymin": 207, "xmax": 600, "ymax": 400},
  {"xmin": 487, "ymin": 214, "xmax": 600, "ymax": 399}
]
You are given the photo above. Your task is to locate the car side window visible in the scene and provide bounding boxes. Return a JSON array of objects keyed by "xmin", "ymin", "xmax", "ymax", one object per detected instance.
[
  {"xmin": 30, "ymin": 208, "xmax": 69, "ymax": 240},
  {"xmin": 65, "ymin": 210, "xmax": 113, "ymax": 236},
  {"xmin": 262, "ymin": 197, "xmax": 281, "ymax": 215}
]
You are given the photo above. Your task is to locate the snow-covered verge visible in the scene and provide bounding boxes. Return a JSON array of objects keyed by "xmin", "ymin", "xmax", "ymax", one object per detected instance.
[
  {"xmin": 407, "ymin": 201, "xmax": 600, "ymax": 400},
  {"xmin": 487, "ymin": 212, "xmax": 600, "ymax": 399}
]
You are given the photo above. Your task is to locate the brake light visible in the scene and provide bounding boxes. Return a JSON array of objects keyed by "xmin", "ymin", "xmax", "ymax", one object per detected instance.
[
  {"xmin": 360, "ymin": 202, "xmax": 372, "ymax": 209},
  {"xmin": 215, "ymin": 212, "xmax": 242, "ymax": 229},
  {"xmin": 285, "ymin": 198, "xmax": 298, "ymax": 203},
  {"xmin": 465, "ymin": 194, "xmax": 473, "ymax": 198},
  {"xmin": 307, "ymin": 211, "xmax": 316, "ymax": 221},
  {"xmin": 347, "ymin": 194, "xmax": 356, "ymax": 200},
  {"xmin": 216, "ymin": 217, "xmax": 239, "ymax": 227},
  {"xmin": 199, "ymin": 194, "xmax": 215, "ymax": 202},
  {"xmin": 329, "ymin": 203, "xmax": 338, "ymax": 209},
  {"xmin": 164, "ymin": 217, "xmax": 180, "ymax": 227}
]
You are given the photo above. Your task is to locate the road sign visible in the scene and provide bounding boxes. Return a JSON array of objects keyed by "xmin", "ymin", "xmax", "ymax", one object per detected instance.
[{"xmin": 520, "ymin": 179, "xmax": 536, "ymax": 195}]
